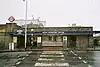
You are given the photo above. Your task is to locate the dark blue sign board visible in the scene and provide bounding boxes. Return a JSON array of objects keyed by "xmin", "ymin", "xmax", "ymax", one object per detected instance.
[{"xmin": 8, "ymin": 31, "xmax": 96, "ymax": 36}]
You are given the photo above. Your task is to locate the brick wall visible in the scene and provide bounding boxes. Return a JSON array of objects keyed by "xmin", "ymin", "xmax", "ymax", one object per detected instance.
[{"xmin": 76, "ymin": 36, "xmax": 89, "ymax": 48}]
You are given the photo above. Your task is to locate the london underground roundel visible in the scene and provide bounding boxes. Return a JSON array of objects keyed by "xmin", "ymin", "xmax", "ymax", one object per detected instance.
[{"xmin": 8, "ymin": 16, "xmax": 15, "ymax": 22}]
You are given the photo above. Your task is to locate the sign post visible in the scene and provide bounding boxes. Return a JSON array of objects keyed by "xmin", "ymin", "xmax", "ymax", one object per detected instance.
[{"xmin": 8, "ymin": 16, "xmax": 15, "ymax": 50}]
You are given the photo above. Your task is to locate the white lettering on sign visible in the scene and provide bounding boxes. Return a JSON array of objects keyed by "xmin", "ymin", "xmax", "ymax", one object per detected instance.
[
  {"xmin": 17, "ymin": 30, "xmax": 23, "ymax": 34},
  {"xmin": 42, "ymin": 32, "xmax": 64, "ymax": 34},
  {"xmin": 48, "ymin": 32, "xmax": 57, "ymax": 33},
  {"xmin": 42, "ymin": 32, "xmax": 47, "ymax": 33},
  {"xmin": 58, "ymin": 32, "xmax": 64, "ymax": 34}
]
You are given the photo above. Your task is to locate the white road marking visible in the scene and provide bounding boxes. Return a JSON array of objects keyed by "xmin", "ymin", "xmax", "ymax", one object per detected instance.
[
  {"xmin": 35, "ymin": 50, "xmax": 69, "ymax": 66},
  {"xmin": 70, "ymin": 50, "xmax": 92, "ymax": 66},
  {"xmin": 78, "ymin": 57, "xmax": 82, "ymax": 59},
  {"xmin": 42, "ymin": 51, "xmax": 63, "ymax": 54},
  {"xmin": 71, "ymin": 51, "xmax": 76, "ymax": 55},
  {"xmin": 74, "ymin": 54, "xmax": 77, "ymax": 56},
  {"xmin": 17, "ymin": 55, "xmax": 20, "ymax": 58},
  {"xmin": 61, "ymin": 59, "xmax": 65, "ymax": 60},
  {"xmin": 38, "ymin": 58, "xmax": 65, "ymax": 61},
  {"xmin": 28, "ymin": 51, "xmax": 32, "ymax": 54},
  {"xmin": 88, "ymin": 65, "xmax": 92, "ymax": 67},
  {"xmin": 70, "ymin": 51, "xmax": 78, "ymax": 56},
  {"xmin": 22, "ymin": 57, "xmax": 25, "ymax": 60},
  {"xmin": 26, "ymin": 54, "xmax": 29, "ymax": 57},
  {"xmin": 83, "ymin": 60, "xmax": 87, "ymax": 63},
  {"xmin": 40, "ymin": 55, "xmax": 64, "ymax": 57},
  {"xmin": 70, "ymin": 51, "xmax": 73, "ymax": 53},
  {"xmin": 35, "ymin": 63, "xmax": 69, "ymax": 66},
  {"xmin": 38, "ymin": 58, "xmax": 54, "ymax": 61},
  {"xmin": 16, "ymin": 61, "xmax": 21, "ymax": 65}
]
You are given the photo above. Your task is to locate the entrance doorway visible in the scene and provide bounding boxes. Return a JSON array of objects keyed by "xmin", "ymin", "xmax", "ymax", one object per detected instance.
[
  {"xmin": 28, "ymin": 36, "xmax": 37, "ymax": 47},
  {"xmin": 68, "ymin": 36, "xmax": 76, "ymax": 48},
  {"xmin": 17, "ymin": 36, "xmax": 25, "ymax": 48},
  {"xmin": 42, "ymin": 35, "xmax": 63, "ymax": 47},
  {"xmin": 17, "ymin": 35, "xmax": 37, "ymax": 48}
]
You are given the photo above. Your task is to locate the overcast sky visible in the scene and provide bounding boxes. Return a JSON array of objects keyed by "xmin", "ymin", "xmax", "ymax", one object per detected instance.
[{"xmin": 0, "ymin": 0, "xmax": 100, "ymax": 30}]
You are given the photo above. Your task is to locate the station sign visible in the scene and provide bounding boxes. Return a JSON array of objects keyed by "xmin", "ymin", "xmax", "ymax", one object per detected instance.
[
  {"xmin": 42, "ymin": 32, "xmax": 64, "ymax": 34},
  {"xmin": 8, "ymin": 31, "xmax": 93, "ymax": 36},
  {"xmin": 8, "ymin": 16, "xmax": 15, "ymax": 22}
]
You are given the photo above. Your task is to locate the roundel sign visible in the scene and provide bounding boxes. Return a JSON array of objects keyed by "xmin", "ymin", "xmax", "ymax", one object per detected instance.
[{"xmin": 8, "ymin": 16, "xmax": 15, "ymax": 22}]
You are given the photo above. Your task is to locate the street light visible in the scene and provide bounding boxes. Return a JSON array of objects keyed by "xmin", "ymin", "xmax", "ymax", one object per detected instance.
[{"xmin": 23, "ymin": 0, "xmax": 28, "ymax": 49}]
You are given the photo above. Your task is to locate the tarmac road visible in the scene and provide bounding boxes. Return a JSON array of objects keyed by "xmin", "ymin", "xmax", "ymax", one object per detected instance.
[{"xmin": 0, "ymin": 47, "xmax": 100, "ymax": 67}]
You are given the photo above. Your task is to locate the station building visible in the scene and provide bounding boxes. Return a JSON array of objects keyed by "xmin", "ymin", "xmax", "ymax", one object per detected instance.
[{"xmin": 0, "ymin": 21, "xmax": 95, "ymax": 49}]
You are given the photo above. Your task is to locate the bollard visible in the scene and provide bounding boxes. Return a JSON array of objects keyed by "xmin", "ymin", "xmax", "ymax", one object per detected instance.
[
  {"xmin": 9, "ymin": 43, "xmax": 15, "ymax": 51},
  {"xmin": 12, "ymin": 43, "xmax": 14, "ymax": 50},
  {"xmin": 9, "ymin": 43, "xmax": 12, "ymax": 50}
]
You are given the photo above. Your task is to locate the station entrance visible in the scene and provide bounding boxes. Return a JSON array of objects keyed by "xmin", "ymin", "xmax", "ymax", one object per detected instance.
[
  {"xmin": 67, "ymin": 35, "xmax": 76, "ymax": 48},
  {"xmin": 42, "ymin": 35, "xmax": 63, "ymax": 47},
  {"xmin": 16, "ymin": 35, "xmax": 37, "ymax": 48},
  {"xmin": 11, "ymin": 31, "xmax": 92, "ymax": 49},
  {"xmin": 17, "ymin": 36, "xmax": 25, "ymax": 48},
  {"xmin": 16, "ymin": 35, "xmax": 77, "ymax": 48}
]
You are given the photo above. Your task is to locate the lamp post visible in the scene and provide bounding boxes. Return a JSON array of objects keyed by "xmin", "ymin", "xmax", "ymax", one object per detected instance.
[{"xmin": 23, "ymin": 0, "xmax": 28, "ymax": 49}]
